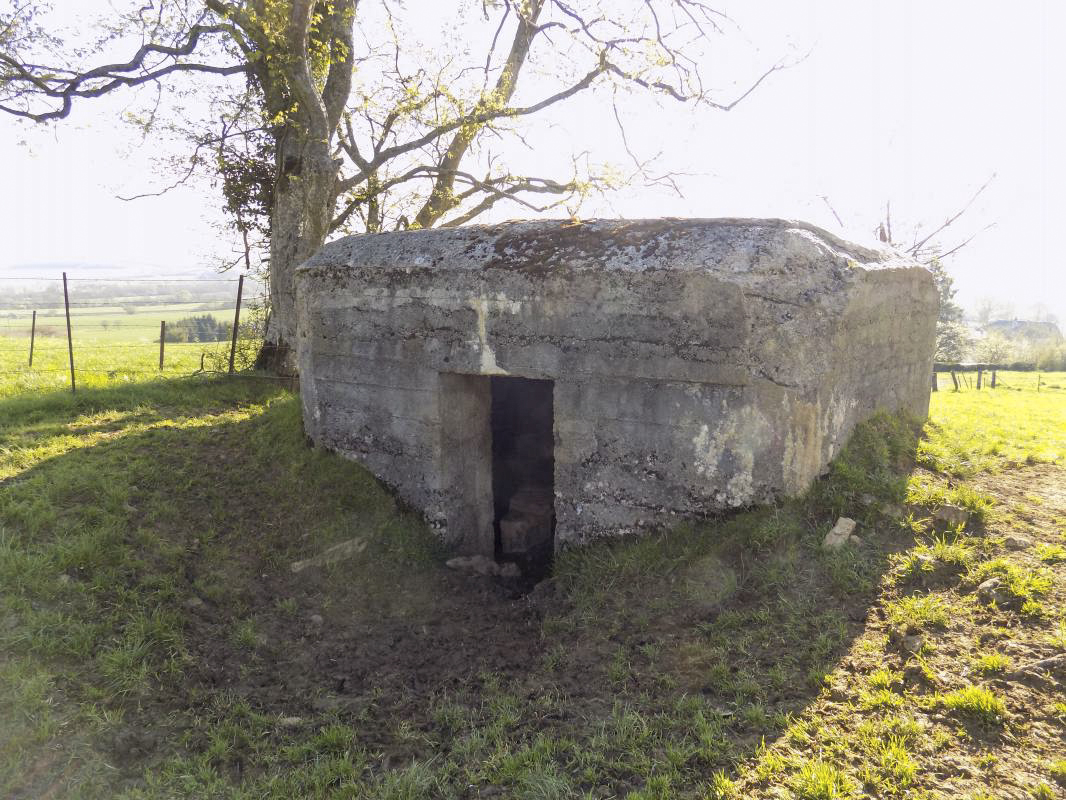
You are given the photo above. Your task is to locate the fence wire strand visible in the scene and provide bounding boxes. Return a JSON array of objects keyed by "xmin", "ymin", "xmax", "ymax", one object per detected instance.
[{"xmin": 0, "ymin": 273, "xmax": 268, "ymax": 396}]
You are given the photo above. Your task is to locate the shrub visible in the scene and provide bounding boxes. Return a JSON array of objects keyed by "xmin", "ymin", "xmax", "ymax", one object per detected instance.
[{"xmin": 161, "ymin": 314, "xmax": 231, "ymax": 343}]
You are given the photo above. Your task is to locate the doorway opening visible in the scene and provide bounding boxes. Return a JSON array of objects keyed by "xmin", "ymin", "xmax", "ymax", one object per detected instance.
[{"xmin": 490, "ymin": 376, "xmax": 555, "ymax": 578}]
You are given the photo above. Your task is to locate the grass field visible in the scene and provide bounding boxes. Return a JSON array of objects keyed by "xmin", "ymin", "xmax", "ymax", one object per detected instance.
[
  {"xmin": 0, "ymin": 304, "xmax": 258, "ymax": 397},
  {"xmin": 0, "ymin": 357, "xmax": 1063, "ymax": 799}
]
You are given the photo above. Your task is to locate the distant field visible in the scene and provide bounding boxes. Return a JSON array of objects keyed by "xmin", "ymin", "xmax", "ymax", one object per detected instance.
[
  {"xmin": 0, "ymin": 304, "xmax": 251, "ymax": 396},
  {"xmin": 925, "ymin": 370, "xmax": 1065, "ymax": 476}
]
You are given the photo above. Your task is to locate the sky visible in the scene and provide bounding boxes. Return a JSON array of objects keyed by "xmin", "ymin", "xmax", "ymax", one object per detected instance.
[{"xmin": 2, "ymin": 0, "xmax": 1064, "ymax": 324}]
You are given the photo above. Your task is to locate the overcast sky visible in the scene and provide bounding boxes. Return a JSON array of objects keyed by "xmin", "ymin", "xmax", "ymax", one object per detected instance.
[{"xmin": 2, "ymin": 0, "xmax": 1064, "ymax": 323}]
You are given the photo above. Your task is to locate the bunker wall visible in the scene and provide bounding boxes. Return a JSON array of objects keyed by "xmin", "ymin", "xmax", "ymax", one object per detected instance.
[{"xmin": 295, "ymin": 219, "xmax": 938, "ymax": 552}]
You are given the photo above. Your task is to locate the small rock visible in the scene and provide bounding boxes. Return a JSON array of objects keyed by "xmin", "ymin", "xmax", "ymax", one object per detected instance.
[
  {"xmin": 849, "ymin": 534, "xmax": 863, "ymax": 547},
  {"xmin": 446, "ymin": 555, "xmax": 498, "ymax": 575},
  {"xmin": 823, "ymin": 517, "xmax": 857, "ymax": 549},
  {"xmin": 279, "ymin": 716, "xmax": 303, "ymax": 728},
  {"xmin": 977, "ymin": 577, "xmax": 1002, "ymax": 601},
  {"xmin": 497, "ymin": 562, "xmax": 522, "ymax": 578},
  {"xmin": 291, "ymin": 537, "xmax": 368, "ymax": 573},
  {"xmin": 308, "ymin": 613, "xmax": 324, "ymax": 626},
  {"xmin": 57, "ymin": 574, "xmax": 71, "ymax": 585},
  {"xmin": 933, "ymin": 504, "xmax": 969, "ymax": 527},
  {"xmin": 903, "ymin": 633, "xmax": 924, "ymax": 653},
  {"xmin": 1003, "ymin": 534, "xmax": 1032, "ymax": 551},
  {"xmin": 445, "ymin": 554, "xmax": 517, "ymax": 577},
  {"xmin": 860, "ymin": 493, "xmax": 877, "ymax": 506},
  {"xmin": 182, "ymin": 596, "xmax": 204, "ymax": 610},
  {"xmin": 883, "ymin": 504, "xmax": 906, "ymax": 520}
]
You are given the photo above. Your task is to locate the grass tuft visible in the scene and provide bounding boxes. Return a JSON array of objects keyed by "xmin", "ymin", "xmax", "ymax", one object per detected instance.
[
  {"xmin": 790, "ymin": 759, "xmax": 856, "ymax": 800},
  {"xmin": 941, "ymin": 686, "xmax": 1007, "ymax": 726},
  {"xmin": 885, "ymin": 593, "xmax": 952, "ymax": 633}
]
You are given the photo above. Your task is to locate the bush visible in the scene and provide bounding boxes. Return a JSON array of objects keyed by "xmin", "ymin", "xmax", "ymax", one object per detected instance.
[
  {"xmin": 161, "ymin": 315, "xmax": 231, "ymax": 343},
  {"xmin": 973, "ymin": 333, "xmax": 1016, "ymax": 364}
]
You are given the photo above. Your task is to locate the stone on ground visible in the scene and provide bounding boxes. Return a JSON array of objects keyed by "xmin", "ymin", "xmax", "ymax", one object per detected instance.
[{"xmin": 823, "ymin": 517, "xmax": 858, "ymax": 549}]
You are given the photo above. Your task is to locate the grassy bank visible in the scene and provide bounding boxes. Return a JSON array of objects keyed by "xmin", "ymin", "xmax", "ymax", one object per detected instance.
[{"xmin": 0, "ymin": 370, "xmax": 1063, "ymax": 798}]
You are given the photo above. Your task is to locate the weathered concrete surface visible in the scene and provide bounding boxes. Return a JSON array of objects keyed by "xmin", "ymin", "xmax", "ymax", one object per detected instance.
[{"xmin": 295, "ymin": 218, "xmax": 938, "ymax": 551}]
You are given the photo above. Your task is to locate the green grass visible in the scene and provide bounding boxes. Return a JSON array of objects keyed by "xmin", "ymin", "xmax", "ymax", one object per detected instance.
[
  {"xmin": 921, "ymin": 371, "xmax": 1066, "ymax": 475},
  {"xmin": 940, "ymin": 686, "xmax": 1008, "ymax": 726},
  {"xmin": 885, "ymin": 593, "xmax": 953, "ymax": 633},
  {"xmin": 1036, "ymin": 543, "xmax": 1066, "ymax": 564},
  {"xmin": 1049, "ymin": 758, "xmax": 1066, "ymax": 783},
  {"xmin": 967, "ymin": 558, "xmax": 1053, "ymax": 611},
  {"xmin": 790, "ymin": 759, "xmax": 856, "ymax": 799},
  {"xmin": 0, "ymin": 354, "xmax": 1062, "ymax": 798},
  {"xmin": 0, "ymin": 304, "xmax": 257, "ymax": 397},
  {"xmin": 974, "ymin": 652, "xmax": 1011, "ymax": 675}
]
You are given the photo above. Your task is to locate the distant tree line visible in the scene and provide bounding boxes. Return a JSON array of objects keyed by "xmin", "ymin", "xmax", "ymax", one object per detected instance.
[
  {"xmin": 160, "ymin": 315, "xmax": 231, "ymax": 343},
  {"xmin": 0, "ymin": 282, "xmax": 241, "ymax": 311},
  {"xmin": 932, "ymin": 259, "xmax": 1065, "ymax": 370}
]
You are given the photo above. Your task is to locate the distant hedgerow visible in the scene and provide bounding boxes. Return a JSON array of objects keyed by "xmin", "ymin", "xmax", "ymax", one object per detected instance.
[{"xmin": 161, "ymin": 314, "xmax": 231, "ymax": 343}]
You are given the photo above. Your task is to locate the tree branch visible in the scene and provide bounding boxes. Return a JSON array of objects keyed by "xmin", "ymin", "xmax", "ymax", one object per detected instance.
[
  {"xmin": 284, "ymin": 0, "xmax": 329, "ymax": 142},
  {"xmin": 908, "ymin": 173, "xmax": 996, "ymax": 258},
  {"xmin": 321, "ymin": 0, "xmax": 358, "ymax": 133},
  {"xmin": 0, "ymin": 23, "xmax": 246, "ymax": 122},
  {"xmin": 412, "ymin": 0, "xmax": 547, "ymax": 228}
]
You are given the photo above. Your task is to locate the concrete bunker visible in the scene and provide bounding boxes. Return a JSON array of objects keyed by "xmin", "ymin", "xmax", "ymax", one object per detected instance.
[{"xmin": 295, "ymin": 218, "xmax": 938, "ymax": 560}]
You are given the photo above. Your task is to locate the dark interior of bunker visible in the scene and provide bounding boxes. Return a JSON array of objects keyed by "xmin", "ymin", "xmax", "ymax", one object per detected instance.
[{"xmin": 490, "ymin": 376, "xmax": 555, "ymax": 578}]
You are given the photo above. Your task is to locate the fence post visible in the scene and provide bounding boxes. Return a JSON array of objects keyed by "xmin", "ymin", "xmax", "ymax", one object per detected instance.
[
  {"xmin": 950, "ymin": 371, "xmax": 959, "ymax": 391},
  {"xmin": 931, "ymin": 370, "xmax": 938, "ymax": 392},
  {"xmin": 159, "ymin": 321, "xmax": 166, "ymax": 370},
  {"xmin": 991, "ymin": 370, "xmax": 996, "ymax": 389},
  {"xmin": 976, "ymin": 368, "xmax": 983, "ymax": 390},
  {"xmin": 28, "ymin": 310, "xmax": 36, "ymax": 367},
  {"xmin": 228, "ymin": 274, "xmax": 245, "ymax": 375},
  {"xmin": 62, "ymin": 272, "xmax": 75, "ymax": 394}
]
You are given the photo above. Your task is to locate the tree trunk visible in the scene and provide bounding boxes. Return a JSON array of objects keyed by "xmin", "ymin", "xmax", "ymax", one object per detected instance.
[{"xmin": 257, "ymin": 125, "xmax": 338, "ymax": 374}]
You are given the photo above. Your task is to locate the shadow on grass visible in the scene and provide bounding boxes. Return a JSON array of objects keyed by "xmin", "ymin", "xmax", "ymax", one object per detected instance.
[{"xmin": 1, "ymin": 384, "xmax": 930, "ymax": 799}]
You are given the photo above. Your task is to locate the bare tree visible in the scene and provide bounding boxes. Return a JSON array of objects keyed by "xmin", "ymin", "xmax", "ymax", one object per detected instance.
[
  {"xmin": 874, "ymin": 174, "xmax": 996, "ymax": 264},
  {"xmin": 1, "ymin": 0, "xmax": 786, "ymax": 370}
]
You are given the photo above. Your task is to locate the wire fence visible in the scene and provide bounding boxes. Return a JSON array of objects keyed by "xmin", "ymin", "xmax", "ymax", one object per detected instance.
[
  {"xmin": 931, "ymin": 362, "xmax": 1064, "ymax": 393},
  {"xmin": 0, "ymin": 272, "xmax": 283, "ymax": 397}
]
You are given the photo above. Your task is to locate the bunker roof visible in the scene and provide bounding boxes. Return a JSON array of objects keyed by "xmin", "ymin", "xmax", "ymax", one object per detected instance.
[{"xmin": 300, "ymin": 217, "xmax": 912, "ymax": 277}]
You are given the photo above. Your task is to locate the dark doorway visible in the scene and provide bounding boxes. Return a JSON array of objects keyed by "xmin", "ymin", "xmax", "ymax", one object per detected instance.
[{"xmin": 490, "ymin": 376, "xmax": 555, "ymax": 577}]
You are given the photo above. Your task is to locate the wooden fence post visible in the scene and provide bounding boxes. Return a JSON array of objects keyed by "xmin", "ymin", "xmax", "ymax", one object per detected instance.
[
  {"xmin": 28, "ymin": 310, "xmax": 36, "ymax": 367},
  {"xmin": 931, "ymin": 370, "xmax": 938, "ymax": 391},
  {"xmin": 950, "ymin": 371, "xmax": 959, "ymax": 391},
  {"xmin": 159, "ymin": 321, "xmax": 166, "ymax": 370},
  {"xmin": 62, "ymin": 272, "xmax": 75, "ymax": 394},
  {"xmin": 991, "ymin": 370, "xmax": 996, "ymax": 388},
  {"xmin": 976, "ymin": 368, "xmax": 983, "ymax": 390},
  {"xmin": 228, "ymin": 274, "xmax": 245, "ymax": 375}
]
